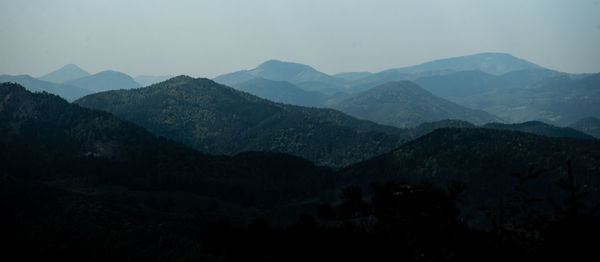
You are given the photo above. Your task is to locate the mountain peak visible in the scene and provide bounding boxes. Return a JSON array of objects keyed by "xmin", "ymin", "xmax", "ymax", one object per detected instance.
[{"xmin": 39, "ymin": 64, "xmax": 90, "ymax": 84}]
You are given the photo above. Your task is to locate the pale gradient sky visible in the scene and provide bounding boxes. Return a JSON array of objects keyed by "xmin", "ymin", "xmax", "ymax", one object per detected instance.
[{"xmin": 1, "ymin": 0, "xmax": 599, "ymax": 78}]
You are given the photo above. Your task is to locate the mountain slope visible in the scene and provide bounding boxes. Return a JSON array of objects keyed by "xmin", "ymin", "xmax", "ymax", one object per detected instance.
[
  {"xmin": 233, "ymin": 77, "xmax": 330, "ymax": 107},
  {"xmin": 66, "ymin": 70, "xmax": 140, "ymax": 92},
  {"xmin": 134, "ymin": 75, "xmax": 174, "ymax": 87},
  {"xmin": 214, "ymin": 60, "xmax": 346, "ymax": 94},
  {"xmin": 0, "ymin": 74, "xmax": 93, "ymax": 100},
  {"xmin": 484, "ymin": 121, "xmax": 595, "ymax": 140},
  {"xmin": 75, "ymin": 76, "xmax": 407, "ymax": 166},
  {"xmin": 413, "ymin": 70, "xmax": 509, "ymax": 100},
  {"xmin": 333, "ymin": 81, "xmax": 500, "ymax": 128},
  {"xmin": 38, "ymin": 64, "xmax": 90, "ymax": 83},
  {"xmin": 569, "ymin": 117, "xmax": 600, "ymax": 138}
]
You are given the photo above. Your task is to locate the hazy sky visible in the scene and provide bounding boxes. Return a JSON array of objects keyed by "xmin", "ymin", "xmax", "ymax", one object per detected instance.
[{"xmin": 1, "ymin": 0, "xmax": 599, "ymax": 78}]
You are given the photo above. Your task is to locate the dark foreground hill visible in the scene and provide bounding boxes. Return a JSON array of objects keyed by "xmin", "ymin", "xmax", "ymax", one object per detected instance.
[
  {"xmin": 484, "ymin": 121, "xmax": 595, "ymax": 140},
  {"xmin": 0, "ymin": 82, "xmax": 335, "ymax": 224},
  {"xmin": 75, "ymin": 76, "xmax": 407, "ymax": 166},
  {"xmin": 340, "ymin": 127, "xmax": 600, "ymax": 223}
]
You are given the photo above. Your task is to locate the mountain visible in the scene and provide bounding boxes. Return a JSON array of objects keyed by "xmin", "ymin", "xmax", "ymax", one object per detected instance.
[
  {"xmin": 332, "ymin": 81, "xmax": 500, "ymax": 128},
  {"xmin": 0, "ymin": 74, "xmax": 93, "ymax": 101},
  {"xmin": 38, "ymin": 64, "xmax": 90, "ymax": 83},
  {"xmin": 333, "ymin": 71, "xmax": 373, "ymax": 81},
  {"xmin": 233, "ymin": 77, "xmax": 331, "ymax": 107},
  {"xmin": 569, "ymin": 117, "xmax": 600, "ymax": 138},
  {"xmin": 388, "ymin": 52, "xmax": 541, "ymax": 76},
  {"xmin": 458, "ymin": 73, "xmax": 600, "ymax": 125},
  {"xmin": 65, "ymin": 70, "xmax": 140, "ymax": 92},
  {"xmin": 340, "ymin": 127, "xmax": 600, "ymax": 221},
  {"xmin": 214, "ymin": 60, "xmax": 347, "ymax": 94},
  {"xmin": 484, "ymin": 121, "xmax": 595, "ymax": 140},
  {"xmin": 3, "ymin": 82, "xmax": 599, "ymax": 262},
  {"xmin": 75, "ymin": 76, "xmax": 407, "ymax": 167},
  {"xmin": 134, "ymin": 74, "xmax": 174, "ymax": 87}
]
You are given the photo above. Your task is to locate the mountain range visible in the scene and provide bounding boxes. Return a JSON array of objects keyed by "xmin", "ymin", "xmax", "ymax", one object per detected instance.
[{"xmin": 3, "ymin": 81, "xmax": 599, "ymax": 260}]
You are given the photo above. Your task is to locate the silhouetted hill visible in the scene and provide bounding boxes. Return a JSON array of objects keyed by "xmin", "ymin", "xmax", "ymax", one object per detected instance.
[
  {"xmin": 233, "ymin": 77, "xmax": 330, "ymax": 107},
  {"xmin": 214, "ymin": 60, "xmax": 346, "ymax": 94},
  {"xmin": 569, "ymin": 117, "xmax": 600, "ymax": 138},
  {"xmin": 66, "ymin": 70, "xmax": 140, "ymax": 92},
  {"xmin": 484, "ymin": 121, "xmax": 595, "ymax": 140},
  {"xmin": 75, "ymin": 76, "xmax": 407, "ymax": 166},
  {"xmin": 38, "ymin": 64, "xmax": 90, "ymax": 83},
  {"xmin": 333, "ymin": 81, "xmax": 500, "ymax": 128},
  {"xmin": 0, "ymin": 74, "xmax": 93, "ymax": 100},
  {"xmin": 134, "ymin": 74, "xmax": 174, "ymax": 87},
  {"xmin": 340, "ymin": 128, "xmax": 600, "ymax": 221}
]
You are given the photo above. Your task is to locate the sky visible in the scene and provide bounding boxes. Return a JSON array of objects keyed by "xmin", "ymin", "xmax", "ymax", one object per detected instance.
[{"xmin": 1, "ymin": 0, "xmax": 599, "ymax": 78}]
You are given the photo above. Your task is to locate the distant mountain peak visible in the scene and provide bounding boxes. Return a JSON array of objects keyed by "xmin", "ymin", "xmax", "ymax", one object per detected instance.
[
  {"xmin": 39, "ymin": 64, "xmax": 90, "ymax": 84},
  {"xmin": 390, "ymin": 52, "xmax": 542, "ymax": 75},
  {"xmin": 257, "ymin": 59, "xmax": 313, "ymax": 70},
  {"xmin": 214, "ymin": 60, "xmax": 345, "ymax": 92}
]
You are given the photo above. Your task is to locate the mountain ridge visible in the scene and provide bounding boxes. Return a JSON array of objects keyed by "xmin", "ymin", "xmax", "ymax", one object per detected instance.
[{"xmin": 333, "ymin": 81, "xmax": 501, "ymax": 128}]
